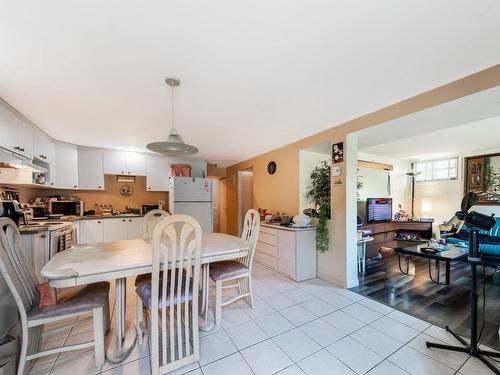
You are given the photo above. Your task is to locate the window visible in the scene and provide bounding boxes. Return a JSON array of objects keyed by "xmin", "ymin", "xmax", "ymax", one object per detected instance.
[{"xmin": 414, "ymin": 157, "xmax": 458, "ymax": 182}]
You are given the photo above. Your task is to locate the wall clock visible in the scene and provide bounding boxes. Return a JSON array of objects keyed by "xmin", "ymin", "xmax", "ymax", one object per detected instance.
[{"xmin": 267, "ymin": 161, "xmax": 277, "ymax": 175}]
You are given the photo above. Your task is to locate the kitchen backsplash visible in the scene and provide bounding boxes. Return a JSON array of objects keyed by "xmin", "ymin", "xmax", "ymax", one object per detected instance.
[{"xmin": 6, "ymin": 175, "xmax": 168, "ymax": 213}]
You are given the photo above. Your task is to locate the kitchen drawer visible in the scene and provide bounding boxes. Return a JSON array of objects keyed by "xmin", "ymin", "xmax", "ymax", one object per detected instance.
[
  {"xmin": 256, "ymin": 240, "xmax": 278, "ymax": 258},
  {"xmin": 260, "ymin": 226, "xmax": 278, "ymax": 236},
  {"xmin": 258, "ymin": 232, "xmax": 278, "ymax": 247},
  {"xmin": 255, "ymin": 251, "xmax": 277, "ymax": 269}
]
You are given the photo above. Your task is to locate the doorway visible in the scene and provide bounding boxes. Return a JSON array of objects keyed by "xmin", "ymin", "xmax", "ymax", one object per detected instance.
[{"xmin": 237, "ymin": 169, "xmax": 254, "ymax": 236}]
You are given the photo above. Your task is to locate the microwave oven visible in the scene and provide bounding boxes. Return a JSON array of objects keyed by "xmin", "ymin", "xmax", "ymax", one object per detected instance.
[{"xmin": 49, "ymin": 200, "xmax": 84, "ymax": 217}]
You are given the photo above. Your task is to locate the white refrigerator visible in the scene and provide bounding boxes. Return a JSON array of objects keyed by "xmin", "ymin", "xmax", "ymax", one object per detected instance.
[{"xmin": 169, "ymin": 177, "xmax": 213, "ymax": 232}]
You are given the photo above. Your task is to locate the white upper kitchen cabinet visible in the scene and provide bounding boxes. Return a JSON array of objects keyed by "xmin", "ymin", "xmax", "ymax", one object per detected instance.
[
  {"xmin": 127, "ymin": 152, "xmax": 147, "ymax": 175},
  {"xmin": 33, "ymin": 128, "xmax": 55, "ymax": 163},
  {"xmin": 126, "ymin": 217, "xmax": 144, "ymax": 239},
  {"xmin": 55, "ymin": 142, "xmax": 79, "ymax": 189},
  {"xmin": 79, "ymin": 219, "xmax": 104, "ymax": 244},
  {"xmin": 103, "ymin": 150, "xmax": 146, "ymax": 176},
  {"xmin": 16, "ymin": 117, "xmax": 34, "ymax": 159},
  {"xmin": 0, "ymin": 102, "xmax": 34, "ymax": 159},
  {"xmin": 0, "ymin": 101, "xmax": 18, "ymax": 152},
  {"xmin": 146, "ymin": 155, "xmax": 170, "ymax": 191},
  {"xmin": 78, "ymin": 148, "xmax": 104, "ymax": 190},
  {"xmin": 103, "ymin": 218, "xmax": 128, "ymax": 242}
]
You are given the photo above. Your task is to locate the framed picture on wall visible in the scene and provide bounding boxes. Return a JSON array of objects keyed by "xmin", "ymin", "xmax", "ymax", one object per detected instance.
[
  {"xmin": 332, "ymin": 142, "xmax": 344, "ymax": 164},
  {"xmin": 464, "ymin": 152, "xmax": 500, "ymax": 204}
]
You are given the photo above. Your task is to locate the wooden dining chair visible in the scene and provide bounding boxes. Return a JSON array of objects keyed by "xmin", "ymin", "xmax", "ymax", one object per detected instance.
[
  {"xmin": 135, "ymin": 215, "xmax": 202, "ymax": 375},
  {"xmin": 135, "ymin": 209, "xmax": 170, "ymax": 342},
  {"xmin": 0, "ymin": 218, "xmax": 110, "ymax": 375},
  {"xmin": 209, "ymin": 209, "xmax": 260, "ymax": 325}
]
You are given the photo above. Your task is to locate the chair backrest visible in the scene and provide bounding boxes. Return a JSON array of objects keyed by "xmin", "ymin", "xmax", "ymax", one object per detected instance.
[
  {"xmin": 143, "ymin": 209, "xmax": 170, "ymax": 240},
  {"xmin": 150, "ymin": 214, "xmax": 202, "ymax": 372},
  {"xmin": 239, "ymin": 209, "xmax": 260, "ymax": 269},
  {"xmin": 0, "ymin": 218, "xmax": 39, "ymax": 325}
]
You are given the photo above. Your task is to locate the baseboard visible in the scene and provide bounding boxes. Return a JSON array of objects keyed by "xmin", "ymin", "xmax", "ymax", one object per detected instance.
[{"xmin": 317, "ymin": 272, "xmax": 359, "ymax": 289}]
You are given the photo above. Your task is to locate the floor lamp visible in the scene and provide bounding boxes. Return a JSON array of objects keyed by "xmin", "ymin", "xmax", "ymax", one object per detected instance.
[{"xmin": 406, "ymin": 164, "xmax": 421, "ymax": 220}]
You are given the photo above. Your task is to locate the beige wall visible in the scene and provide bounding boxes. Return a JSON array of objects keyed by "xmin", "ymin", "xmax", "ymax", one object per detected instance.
[
  {"xmin": 226, "ymin": 64, "xmax": 500, "ymax": 287},
  {"xmin": 15, "ymin": 175, "xmax": 168, "ymax": 213}
]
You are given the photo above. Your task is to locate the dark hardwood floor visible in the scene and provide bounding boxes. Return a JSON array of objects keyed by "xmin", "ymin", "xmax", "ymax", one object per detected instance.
[{"xmin": 350, "ymin": 250, "xmax": 500, "ymax": 351}]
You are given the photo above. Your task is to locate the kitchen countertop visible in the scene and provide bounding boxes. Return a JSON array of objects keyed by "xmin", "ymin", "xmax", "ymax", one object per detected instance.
[
  {"xmin": 19, "ymin": 226, "xmax": 48, "ymax": 234},
  {"xmin": 260, "ymin": 222, "xmax": 316, "ymax": 232},
  {"xmin": 77, "ymin": 214, "xmax": 144, "ymax": 220},
  {"xmin": 19, "ymin": 214, "xmax": 145, "ymax": 234}
]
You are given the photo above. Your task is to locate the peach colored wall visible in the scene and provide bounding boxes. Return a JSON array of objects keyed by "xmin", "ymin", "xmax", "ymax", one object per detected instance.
[
  {"xmin": 226, "ymin": 65, "xmax": 500, "ymax": 287},
  {"xmin": 226, "ymin": 65, "xmax": 500, "ymax": 237},
  {"xmin": 18, "ymin": 175, "xmax": 168, "ymax": 212}
]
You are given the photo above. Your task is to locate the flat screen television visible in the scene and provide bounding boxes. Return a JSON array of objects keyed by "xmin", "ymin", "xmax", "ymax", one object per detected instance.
[{"xmin": 366, "ymin": 198, "xmax": 392, "ymax": 223}]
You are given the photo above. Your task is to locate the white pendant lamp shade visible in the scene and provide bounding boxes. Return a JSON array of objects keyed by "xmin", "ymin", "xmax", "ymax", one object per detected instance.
[{"xmin": 146, "ymin": 77, "xmax": 198, "ymax": 155}]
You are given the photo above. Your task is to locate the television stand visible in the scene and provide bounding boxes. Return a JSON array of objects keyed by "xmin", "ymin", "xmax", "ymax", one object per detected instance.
[{"xmin": 360, "ymin": 221, "xmax": 433, "ymax": 259}]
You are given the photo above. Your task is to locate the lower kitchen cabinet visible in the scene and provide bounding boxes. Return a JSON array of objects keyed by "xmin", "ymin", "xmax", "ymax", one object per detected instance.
[
  {"xmin": 126, "ymin": 217, "xmax": 144, "ymax": 239},
  {"xmin": 79, "ymin": 219, "xmax": 104, "ymax": 244},
  {"xmin": 79, "ymin": 217, "xmax": 144, "ymax": 244},
  {"xmin": 255, "ymin": 224, "xmax": 316, "ymax": 281},
  {"xmin": 19, "ymin": 231, "xmax": 49, "ymax": 283},
  {"xmin": 103, "ymin": 218, "xmax": 128, "ymax": 242}
]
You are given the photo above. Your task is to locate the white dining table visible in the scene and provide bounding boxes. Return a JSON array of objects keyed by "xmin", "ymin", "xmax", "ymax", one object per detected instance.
[{"xmin": 41, "ymin": 233, "xmax": 249, "ymax": 364}]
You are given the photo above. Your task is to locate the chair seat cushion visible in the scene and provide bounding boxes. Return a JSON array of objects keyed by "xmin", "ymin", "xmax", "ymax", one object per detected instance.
[
  {"xmin": 28, "ymin": 282, "xmax": 110, "ymax": 322},
  {"xmin": 209, "ymin": 260, "xmax": 249, "ymax": 281},
  {"xmin": 136, "ymin": 277, "xmax": 193, "ymax": 311},
  {"xmin": 135, "ymin": 271, "xmax": 170, "ymax": 289}
]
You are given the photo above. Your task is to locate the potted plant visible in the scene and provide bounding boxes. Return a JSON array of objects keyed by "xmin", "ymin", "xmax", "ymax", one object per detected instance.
[{"xmin": 305, "ymin": 161, "xmax": 331, "ymax": 252}]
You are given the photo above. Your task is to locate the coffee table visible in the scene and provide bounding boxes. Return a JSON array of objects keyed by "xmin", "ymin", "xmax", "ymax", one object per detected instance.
[{"xmin": 395, "ymin": 243, "xmax": 469, "ymax": 284}]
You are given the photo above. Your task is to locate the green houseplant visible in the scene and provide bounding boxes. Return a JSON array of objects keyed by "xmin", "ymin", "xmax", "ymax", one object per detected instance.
[{"xmin": 305, "ymin": 161, "xmax": 331, "ymax": 252}]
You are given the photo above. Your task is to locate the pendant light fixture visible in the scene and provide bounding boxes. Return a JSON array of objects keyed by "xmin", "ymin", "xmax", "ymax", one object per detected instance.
[{"xmin": 146, "ymin": 77, "xmax": 198, "ymax": 155}]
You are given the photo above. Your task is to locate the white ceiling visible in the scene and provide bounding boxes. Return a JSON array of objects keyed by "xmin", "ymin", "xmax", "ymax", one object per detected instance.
[
  {"xmin": 1, "ymin": 1, "xmax": 500, "ymax": 166},
  {"xmin": 360, "ymin": 114, "xmax": 500, "ymax": 160}
]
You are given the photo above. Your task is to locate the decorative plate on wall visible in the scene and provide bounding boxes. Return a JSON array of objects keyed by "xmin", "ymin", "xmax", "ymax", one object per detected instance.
[
  {"xmin": 267, "ymin": 161, "xmax": 277, "ymax": 175},
  {"xmin": 119, "ymin": 185, "xmax": 133, "ymax": 196}
]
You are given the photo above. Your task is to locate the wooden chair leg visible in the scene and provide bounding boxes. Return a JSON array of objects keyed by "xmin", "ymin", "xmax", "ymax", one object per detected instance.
[
  {"xmin": 215, "ymin": 280, "xmax": 222, "ymax": 325},
  {"xmin": 136, "ymin": 296, "xmax": 144, "ymax": 344},
  {"xmin": 92, "ymin": 307, "xmax": 106, "ymax": 366}
]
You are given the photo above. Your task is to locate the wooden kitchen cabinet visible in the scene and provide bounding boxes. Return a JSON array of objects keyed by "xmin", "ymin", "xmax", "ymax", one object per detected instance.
[
  {"xmin": 103, "ymin": 218, "xmax": 128, "ymax": 242},
  {"xmin": 146, "ymin": 155, "xmax": 170, "ymax": 191},
  {"xmin": 103, "ymin": 150, "xmax": 146, "ymax": 176},
  {"xmin": 55, "ymin": 142, "xmax": 79, "ymax": 189},
  {"xmin": 79, "ymin": 219, "xmax": 104, "ymax": 244},
  {"xmin": 255, "ymin": 224, "xmax": 316, "ymax": 281},
  {"xmin": 78, "ymin": 148, "xmax": 104, "ymax": 190}
]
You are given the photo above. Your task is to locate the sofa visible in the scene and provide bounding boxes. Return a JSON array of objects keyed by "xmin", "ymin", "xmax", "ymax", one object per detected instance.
[{"xmin": 447, "ymin": 216, "xmax": 500, "ymax": 257}]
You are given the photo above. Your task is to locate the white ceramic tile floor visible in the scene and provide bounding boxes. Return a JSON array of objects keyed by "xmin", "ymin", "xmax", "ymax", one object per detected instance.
[{"xmin": 28, "ymin": 263, "xmax": 491, "ymax": 375}]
